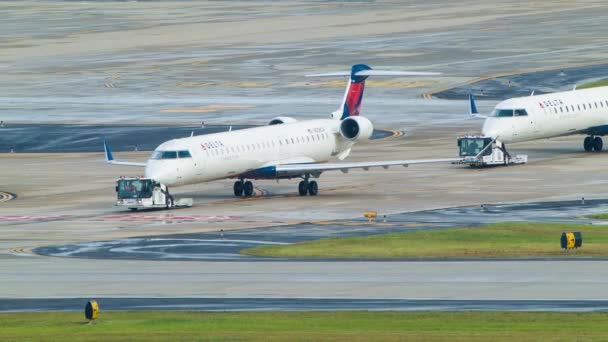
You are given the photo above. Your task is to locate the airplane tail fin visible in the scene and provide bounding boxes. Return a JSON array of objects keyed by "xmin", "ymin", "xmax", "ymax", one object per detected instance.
[
  {"xmin": 307, "ymin": 64, "xmax": 440, "ymax": 120},
  {"xmin": 336, "ymin": 64, "xmax": 371, "ymax": 120}
]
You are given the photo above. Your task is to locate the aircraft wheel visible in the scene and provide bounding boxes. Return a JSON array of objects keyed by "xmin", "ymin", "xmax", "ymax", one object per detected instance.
[
  {"xmin": 584, "ymin": 136, "xmax": 593, "ymax": 152},
  {"xmin": 243, "ymin": 181, "xmax": 254, "ymax": 197},
  {"xmin": 593, "ymin": 137, "xmax": 603, "ymax": 152},
  {"xmin": 308, "ymin": 181, "xmax": 318, "ymax": 196},
  {"xmin": 298, "ymin": 181, "xmax": 308, "ymax": 196},
  {"xmin": 233, "ymin": 181, "xmax": 244, "ymax": 197}
]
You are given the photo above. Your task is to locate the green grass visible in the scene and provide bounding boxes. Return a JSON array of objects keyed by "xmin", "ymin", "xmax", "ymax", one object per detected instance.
[
  {"xmin": 1, "ymin": 311, "xmax": 608, "ymax": 341},
  {"xmin": 588, "ymin": 213, "xmax": 608, "ymax": 220},
  {"xmin": 243, "ymin": 222, "xmax": 608, "ymax": 259},
  {"xmin": 577, "ymin": 79, "xmax": 608, "ymax": 90}
]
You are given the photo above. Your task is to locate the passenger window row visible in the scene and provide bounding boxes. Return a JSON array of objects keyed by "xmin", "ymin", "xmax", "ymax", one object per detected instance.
[
  {"xmin": 551, "ymin": 100, "xmax": 608, "ymax": 114},
  {"xmin": 206, "ymin": 133, "xmax": 330, "ymax": 157}
]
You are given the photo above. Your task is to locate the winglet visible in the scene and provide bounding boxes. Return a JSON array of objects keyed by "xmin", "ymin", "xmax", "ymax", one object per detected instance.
[
  {"xmin": 469, "ymin": 94, "xmax": 479, "ymax": 115},
  {"xmin": 468, "ymin": 94, "xmax": 488, "ymax": 119},
  {"xmin": 104, "ymin": 139, "xmax": 114, "ymax": 162}
]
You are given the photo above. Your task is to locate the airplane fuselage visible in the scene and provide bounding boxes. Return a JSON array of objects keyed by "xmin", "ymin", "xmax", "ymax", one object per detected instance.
[
  {"xmin": 482, "ymin": 86, "xmax": 608, "ymax": 144},
  {"xmin": 145, "ymin": 119, "xmax": 353, "ymax": 186}
]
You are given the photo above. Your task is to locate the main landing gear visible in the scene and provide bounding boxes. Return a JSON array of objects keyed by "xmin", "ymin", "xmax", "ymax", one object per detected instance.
[
  {"xmin": 233, "ymin": 176, "xmax": 320, "ymax": 197},
  {"xmin": 584, "ymin": 136, "xmax": 603, "ymax": 152},
  {"xmin": 298, "ymin": 176, "xmax": 318, "ymax": 196},
  {"xmin": 233, "ymin": 179, "xmax": 254, "ymax": 197}
]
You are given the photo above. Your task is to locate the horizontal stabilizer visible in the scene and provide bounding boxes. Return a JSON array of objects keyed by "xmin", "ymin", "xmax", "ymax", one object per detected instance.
[{"xmin": 307, "ymin": 70, "xmax": 441, "ymax": 77}]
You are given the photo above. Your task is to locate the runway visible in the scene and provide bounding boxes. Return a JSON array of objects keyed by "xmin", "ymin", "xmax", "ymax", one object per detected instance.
[
  {"xmin": 3, "ymin": 298, "xmax": 608, "ymax": 313},
  {"xmin": 2, "ymin": 258, "xmax": 607, "ymax": 304}
]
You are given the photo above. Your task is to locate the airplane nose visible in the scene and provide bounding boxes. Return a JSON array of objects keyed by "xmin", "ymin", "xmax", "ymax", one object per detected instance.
[
  {"xmin": 145, "ymin": 161, "xmax": 174, "ymax": 185},
  {"xmin": 481, "ymin": 118, "xmax": 500, "ymax": 138}
]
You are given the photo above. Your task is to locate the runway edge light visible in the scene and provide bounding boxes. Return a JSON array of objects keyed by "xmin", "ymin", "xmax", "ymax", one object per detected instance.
[{"xmin": 85, "ymin": 300, "xmax": 99, "ymax": 322}]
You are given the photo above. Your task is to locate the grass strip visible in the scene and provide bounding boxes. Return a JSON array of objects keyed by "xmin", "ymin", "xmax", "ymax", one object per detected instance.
[
  {"xmin": 1, "ymin": 311, "xmax": 607, "ymax": 341},
  {"xmin": 243, "ymin": 222, "xmax": 608, "ymax": 259}
]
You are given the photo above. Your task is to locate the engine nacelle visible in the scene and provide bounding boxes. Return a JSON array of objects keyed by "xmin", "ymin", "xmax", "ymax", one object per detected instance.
[
  {"xmin": 339, "ymin": 116, "xmax": 374, "ymax": 141},
  {"xmin": 268, "ymin": 116, "xmax": 298, "ymax": 125}
]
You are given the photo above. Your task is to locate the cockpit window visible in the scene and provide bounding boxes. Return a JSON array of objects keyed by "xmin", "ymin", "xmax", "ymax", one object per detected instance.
[
  {"xmin": 491, "ymin": 109, "xmax": 513, "ymax": 117},
  {"xmin": 514, "ymin": 109, "xmax": 528, "ymax": 116},
  {"xmin": 151, "ymin": 151, "xmax": 177, "ymax": 159},
  {"xmin": 151, "ymin": 150, "xmax": 191, "ymax": 159},
  {"xmin": 161, "ymin": 151, "xmax": 177, "ymax": 159}
]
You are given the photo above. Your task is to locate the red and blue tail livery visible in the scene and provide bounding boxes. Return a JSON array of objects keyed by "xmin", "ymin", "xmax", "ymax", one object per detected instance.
[
  {"xmin": 305, "ymin": 64, "xmax": 440, "ymax": 120},
  {"xmin": 341, "ymin": 64, "xmax": 372, "ymax": 120}
]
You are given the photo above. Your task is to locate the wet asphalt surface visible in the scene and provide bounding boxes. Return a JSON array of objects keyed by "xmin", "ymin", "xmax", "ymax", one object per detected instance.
[
  {"xmin": 2, "ymin": 298, "xmax": 608, "ymax": 313},
  {"xmin": 0, "ymin": 124, "xmax": 393, "ymax": 153},
  {"xmin": 434, "ymin": 63, "xmax": 608, "ymax": 100},
  {"xmin": 34, "ymin": 198, "xmax": 608, "ymax": 262}
]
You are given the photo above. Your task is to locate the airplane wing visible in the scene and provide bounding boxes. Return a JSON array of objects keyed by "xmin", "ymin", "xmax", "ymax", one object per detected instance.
[
  {"xmin": 238, "ymin": 158, "xmax": 460, "ymax": 179},
  {"xmin": 274, "ymin": 158, "xmax": 460, "ymax": 175},
  {"xmin": 104, "ymin": 140, "xmax": 147, "ymax": 167}
]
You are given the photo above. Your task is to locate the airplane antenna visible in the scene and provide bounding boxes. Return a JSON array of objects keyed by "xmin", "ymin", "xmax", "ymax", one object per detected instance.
[
  {"xmin": 530, "ymin": 90, "xmax": 535, "ymax": 96},
  {"xmin": 229, "ymin": 126, "xmax": 232, "ymax": 132},
  {"xmin": 190, "ymin": 131, "xmax": 194, "ymax": 137},
  {"xmin": 573, "ymin": 85, "xmax": 577, "ymax": 91}
]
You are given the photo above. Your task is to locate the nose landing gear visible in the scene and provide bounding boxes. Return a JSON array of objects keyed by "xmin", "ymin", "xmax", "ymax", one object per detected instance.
[{"xmin": 584, "ymin": 136, "xmax": 603, "ymax": 152}]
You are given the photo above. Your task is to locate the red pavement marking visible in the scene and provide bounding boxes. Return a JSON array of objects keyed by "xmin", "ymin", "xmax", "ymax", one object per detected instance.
[
  {"xmin": 99, "ymin": 214, "xmax": 238, "ymax": 222},
  {"xmin": 0, "ymin": 215, "xmax": 67, "ymax": 221}
]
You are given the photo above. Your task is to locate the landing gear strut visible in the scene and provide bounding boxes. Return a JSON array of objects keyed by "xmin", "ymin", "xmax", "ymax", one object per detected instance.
[
  {"xmin": 234, "ymin": 179, "xmax": 254, "ymax": 197},
  {"xmin": 298, "ymin": 175, "xmax": 318, "ymax": 196},
  {"xmin": 584, "ymin": 136, "xmax": 603, "ymax": 152}
]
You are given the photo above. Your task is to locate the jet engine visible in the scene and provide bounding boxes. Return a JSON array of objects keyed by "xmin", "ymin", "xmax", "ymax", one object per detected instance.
[
  {"xmin": 339, "ymin": 116, "xmax": 374, "ymax": 141},
  {"xmin": 268, "ymin": 116, "xmax": 298, "ymax": 125}
]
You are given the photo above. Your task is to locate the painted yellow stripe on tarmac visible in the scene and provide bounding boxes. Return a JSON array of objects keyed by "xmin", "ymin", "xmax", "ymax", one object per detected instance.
[{"xmin": 8, "ymin": 247, "xmax": 34, "ymax": 256}]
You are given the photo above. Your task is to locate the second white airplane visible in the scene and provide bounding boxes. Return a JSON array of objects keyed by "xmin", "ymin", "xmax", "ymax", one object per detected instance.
[
  {"xmin": 471, "ymin": 84, "xmax": 608, "ymax": 153},
  {"xmin": 106, "ymin": 64, "xmax": 456, "ymax": 198}
]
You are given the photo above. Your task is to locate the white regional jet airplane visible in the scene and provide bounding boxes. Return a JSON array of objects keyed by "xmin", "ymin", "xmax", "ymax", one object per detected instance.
[
  {"xmin": 470, "ymin": 85, "xmax": 608, "ymax": 153},
  {"xmin": 105, "ymin": 64, "xmax": 456, "ymax": 199}
]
